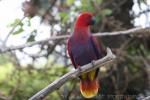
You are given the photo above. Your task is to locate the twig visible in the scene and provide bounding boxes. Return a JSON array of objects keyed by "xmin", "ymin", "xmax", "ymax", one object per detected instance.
[
  {"xmin": 29, "ymin": 48, "xmax": 116, "ymax": 100},
  {"xmin": 0, "ymin": 27, "xmax": 149, "ymax": 53},
  {"xmin": 97, "ymin": 27, "xmax": 150, "ymax": 36},
  {"xmin": 3, "ymin": 16, "xmax": 26, "ymax": 45},
  {"xmin": 134, "ymin": 9, "xmax": 150, "ymax": 18}
]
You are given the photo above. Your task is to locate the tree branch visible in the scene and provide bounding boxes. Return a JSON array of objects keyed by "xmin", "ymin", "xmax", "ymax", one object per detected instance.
[
  {"xmin": 3, "ymin": 16, "xmax": 26, "ymax": 45},
  {"xmin": 29, "ymin": 48, "xmax": 116, "ymax": 100},
  {"xmin": 134, "ymin": 9, "xmax": 150, "ymax": 18},
  {"xmin": 142, "ymin": 96, "xmax": 150, "ymax": 100},
  {"xmin": 0, "ymin": 27, "xmax": 149, "ymax": 53}
]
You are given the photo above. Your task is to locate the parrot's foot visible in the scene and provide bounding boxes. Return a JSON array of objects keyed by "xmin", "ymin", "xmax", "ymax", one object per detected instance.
[
  {"xmin": 78, "ymin": 67, "xmax": 82, "ymax": 73},
  {"xmin": 91, "ymin": 60, "xmax": 95, "ymax": 67}
]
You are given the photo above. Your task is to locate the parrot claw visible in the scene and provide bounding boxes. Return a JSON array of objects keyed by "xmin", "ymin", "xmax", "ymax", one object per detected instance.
[
  {"xmin": 78, "ymin": 67, "xmax": 82, "ymax": 73},
  {"xmin": 78, "ymin": 67, "xmax": 82, "ymax": 79},
  {"xmin": 91, "ymin": 60, "xmax": 95, "ymax": 67}
]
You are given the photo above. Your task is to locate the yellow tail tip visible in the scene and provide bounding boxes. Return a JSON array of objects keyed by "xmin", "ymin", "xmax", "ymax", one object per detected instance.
[{"xmin": 80, "ymin": 80, "xmax": 99, "ymax": 98}]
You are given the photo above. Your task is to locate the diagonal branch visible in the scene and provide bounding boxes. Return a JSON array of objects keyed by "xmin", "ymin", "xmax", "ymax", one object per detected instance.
[
  {"xmin": 3, "ymin": 16, "xmax": 26, "ymax": 45},
  {"xmin": 0, "ymin": 27, "xmax": 149, "ymax": 53},
  {"xmin": 29, "ymin": 48, "xmax": 116, "ymax": 100},
  {"xmin": 142, "ymin": 96, "xmax": 150, "ymax": 100}
]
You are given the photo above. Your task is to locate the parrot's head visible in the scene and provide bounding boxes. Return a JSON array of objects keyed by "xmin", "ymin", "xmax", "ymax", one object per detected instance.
[{"xmin": 75, "ymin": 12, "xmax": 96, "ymax": 28}]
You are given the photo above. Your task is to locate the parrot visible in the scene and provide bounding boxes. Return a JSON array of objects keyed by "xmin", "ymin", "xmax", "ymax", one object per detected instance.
[{"xmin": 67, "ymin": 12, "xmax": 105, "ymax": 98}]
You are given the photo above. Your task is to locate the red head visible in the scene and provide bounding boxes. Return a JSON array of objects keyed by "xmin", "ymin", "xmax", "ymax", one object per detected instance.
[{"xmin": 75, "ymin": 12, "xmax": 95, "ymax": 28}]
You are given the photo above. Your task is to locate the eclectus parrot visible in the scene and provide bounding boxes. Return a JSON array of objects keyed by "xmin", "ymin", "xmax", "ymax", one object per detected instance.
[{"xmin": 67, "ymin": 12, "xmax": 104, "ymax": 98}]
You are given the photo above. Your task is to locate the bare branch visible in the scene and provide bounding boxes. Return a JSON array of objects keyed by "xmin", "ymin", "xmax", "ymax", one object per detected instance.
[
  {"xmin": 0, "ymin": 27, "xmax": 149, "ymax": 53},
  {"xmin": 142, "ymin": 96, "xmax": 150, "ymax": 100},
  {"xmin": 3, "ymin": 16, "xmax": 26, "ymax": 45},
  {"xmin": 134, "ymin": 9, "xmax": 150, "ymax": 18},
  {"xmin": 29, "ymin": 48, "xmax": 116, "ymax": 100},
  {"xmin": 97, "ymin": 27, "xmax": 150, "ymax": 36}
]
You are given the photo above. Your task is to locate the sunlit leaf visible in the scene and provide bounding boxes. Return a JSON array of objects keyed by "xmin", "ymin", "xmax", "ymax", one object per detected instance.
[
  {"xmin": 13, "ymin": 27, "xmax": 24, "ymax": 35},
  {"xmin": 101, "ymin": 9, "xmax": 112, "ymax": 16},
  {"xmin": 139, "ymin": 0, "xmax": 147, "ymax": 5},
  {"xmin": 81, "ymin": 1, "xmax": 95, "ymax": 12},
  {"xmin": 96, "ymin": 0, "xmax": 103, "ymax": 4},
  {"xmin": 8, "ymin": 18, "xmax": 23, "ymax": 27},
  {"xmin": 59, "ymin": 12, "xmax": 69, "ymax": 23},
  {"xmin": 59, "ymin": 12, "xmax": 68, "ymax": 18},
  {"xmin": 67, "ymin": 0, "xmax": 74, "ymax": 6}
]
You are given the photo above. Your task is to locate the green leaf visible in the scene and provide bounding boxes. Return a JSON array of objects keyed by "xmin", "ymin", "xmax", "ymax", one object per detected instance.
[
  {"xmin": 27, "ymin": 19, "xmax": 31, "ymax": 26},
  {"xmin": 81, "ymin": 1, "xmax": 95, "ymax": 12},
  {"xmin": 59, "ymin": 12, "xmax": 68, "ymax": 18},
  {"xmin": 8, "ymin": 18, "xmax": 23, "ymax": 27},
  {"xmin": 101, "ymin": 9, "xmax": 112, "ymax": 16},
  {"xmin": 87, "ymin": 5, "xmax": 95, "ymax": 12},
  {"xmin": 66, "ymin": 0, "xmax": 74, "ymax": 6},
  {"xmin": 81, "ymin": 0, "xmax": 87, "ymax": 5},
  {"xmin": 96, "ymin": 0, "xmax": 103, "ymax": 4},
  {"xmin": 27, "ymin": 34, "xmax": 35, "ymax": 42},
  {"xmin": 140, "ymin": 0, "xmax": 147, "ymax": 5},
  {"xmin": 58, "ymin": 12, "xmax": 69, "ymax": 23},
  {"xmin": 27, "ymin": 30, "xmax": 37, "ymax": 42},
  {"xmin": 13, "ymin": 27, "xmax": 24, "ymax": 35}
]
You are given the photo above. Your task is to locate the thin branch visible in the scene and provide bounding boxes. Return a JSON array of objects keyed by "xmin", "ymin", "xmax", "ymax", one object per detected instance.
[
  {"xmin": 97, "ymin": 27, "xmax": 150, "ymax": 36},
  {"xmin": 0, "ymin": 27, "xmax": 149, "ymax": 53},
  {"xmin": 3, "ymin": 16, "xmax": 26, "ymax": 45},
  {"xmin": 134, "ymin": 9, "xmax": 150, "ymax": 18},
  {"xmin": 29, "ymin": 48, "xmax": 116, "ymax": 100},
  {"xmin": 142, "ymin": 96, "xmax": 150, "ymax": 100}
]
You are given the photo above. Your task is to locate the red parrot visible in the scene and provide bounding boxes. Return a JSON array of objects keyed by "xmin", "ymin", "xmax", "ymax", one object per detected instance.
[{"xmin": 67, "ymin": 12, "xmax": 104, "ymax": 98}]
